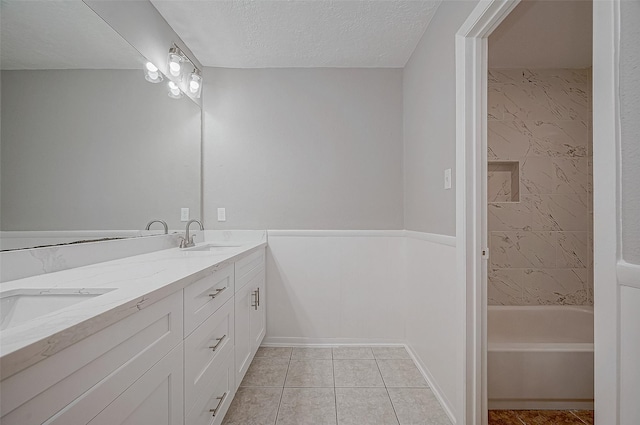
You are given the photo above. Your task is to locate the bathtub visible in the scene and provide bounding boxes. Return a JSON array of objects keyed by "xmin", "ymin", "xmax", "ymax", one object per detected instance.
[{"xmin": 488, "ymin": 305, "xmax": 594, "ymax": 410}]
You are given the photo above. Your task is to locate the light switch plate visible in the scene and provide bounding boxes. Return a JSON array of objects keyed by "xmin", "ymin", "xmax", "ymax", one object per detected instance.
[
  {"xmin": 444, "ymin": 168, "xmax": 452, "ymax": 189},
  {"xmin": 217, "ymin": 208, "xmax": 226, "ymax": 222},
  {"xmin": 180, "ymin": 208, "xmax": 189, "ymax": 222}
]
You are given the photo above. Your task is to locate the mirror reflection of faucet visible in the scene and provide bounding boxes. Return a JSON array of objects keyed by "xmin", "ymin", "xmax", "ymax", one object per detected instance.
[
  {"xmin": 180, "ymin": 220, "xmax": 204, "ymax": 248},
  {"xmin": 145, "ymin": 219, "xmax": 168, "ymax": 234}
]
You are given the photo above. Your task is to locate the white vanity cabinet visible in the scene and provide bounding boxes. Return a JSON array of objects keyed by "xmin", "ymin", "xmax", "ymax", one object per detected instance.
[
  {"xmin": 0, "ymin": 291, "xmax": 184, "ymax": 425},
  {"xmin": 0, "ymin": 246, "xmax": 267, "ymax": 425},
  {"xmin": 234, "ymin": 249, "xmax": 266, "ymax": 385}
]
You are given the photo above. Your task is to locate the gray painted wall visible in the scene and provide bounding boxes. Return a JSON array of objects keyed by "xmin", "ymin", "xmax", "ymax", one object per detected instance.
[
  {"xmin": 620, "ymin": 0, "xmax": 640, "ymax": 264},
  {"xmin": 403, "ymin": 1, "xmax": 478, "ymax": 236},
  {"xmin": 1, "ymin": 69, "xmax": 201, "ymax": 230},
  {"xmin": 202, "ymin": 67, "xmax": 403, "ymax": 230}
]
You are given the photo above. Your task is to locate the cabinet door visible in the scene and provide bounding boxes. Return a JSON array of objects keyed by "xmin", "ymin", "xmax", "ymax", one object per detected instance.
[
  {"xmin": 87, "ymin": 344, "xmax": 184, "ymax": 425},
  {"xmin": 2, "ymin": 292, "xmax": 183, "ymax": 425},
  {"xmin": 234, "ymin": 282, "xmax": 255, "ymax": 386},
  {"xmin": 250, "ymin": 269, "xmax": 266, "ymax": 353}
]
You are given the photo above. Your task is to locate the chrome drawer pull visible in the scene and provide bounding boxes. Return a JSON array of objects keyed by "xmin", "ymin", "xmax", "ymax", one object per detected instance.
[
  {"xmin": 209, "ymin": 287, "xmax": 227, "ymax": 299},
  {"xmin": 208, "ymin": 335, "xmax": 227, "ymax": 351},
  {"xmin": 251, "ymin": 290, "xmax": 258, "ymax": 310},
  {"xmin": 209, "ymin": 391, "xmax": 228, "ymax": 417}
]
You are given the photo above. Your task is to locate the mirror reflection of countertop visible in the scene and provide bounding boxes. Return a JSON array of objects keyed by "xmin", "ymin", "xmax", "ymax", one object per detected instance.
[{"xmin": 0, "ymin": 239, "xmax": 266, "ymax": 380}]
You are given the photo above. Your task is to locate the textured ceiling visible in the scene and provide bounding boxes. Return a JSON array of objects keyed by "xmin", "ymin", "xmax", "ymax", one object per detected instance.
[
  {"xmin": 150, "ymin": 0, "xmax": 441, "ymax": 68},
  {"xmin": 489, "ymin": 0, "xmax": 592, "ymax": 69},
  {"xmin": 1, "ymin": 0, "xmax": 143, "ymax": 70}
]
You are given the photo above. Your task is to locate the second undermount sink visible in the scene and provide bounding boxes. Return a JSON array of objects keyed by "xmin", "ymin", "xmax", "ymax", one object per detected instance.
[
  {"xmin": 182, "ymin": 243, "xmax": 245, "ymax": 252},
  {"xmin": 0, "ymin": 288, "xmax": 115, "ymax": 331}
]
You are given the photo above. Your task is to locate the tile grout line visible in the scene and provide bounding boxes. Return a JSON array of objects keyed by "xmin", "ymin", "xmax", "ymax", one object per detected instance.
[
  {"xmin": 272, "ymin": 348, "xmax": 292, "ymax": 425},
  {"xmin": 375, "ymin": 356, "xmax": 402, "ymax": 425}
]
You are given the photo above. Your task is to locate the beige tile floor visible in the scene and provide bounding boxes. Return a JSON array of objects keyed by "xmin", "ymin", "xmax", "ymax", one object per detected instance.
[{"xmin": 222, "ymin": 346, "xmax": 452, "ymax": 425}]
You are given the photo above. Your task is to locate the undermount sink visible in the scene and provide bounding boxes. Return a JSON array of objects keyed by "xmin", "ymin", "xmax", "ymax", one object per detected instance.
[
  {"xmin": 0, "ymin": 288, "xmax": 115, "ymax": 331},
  {"xmin": 182, "ymin": 243, "xmax": 245, "ymax": 252}
]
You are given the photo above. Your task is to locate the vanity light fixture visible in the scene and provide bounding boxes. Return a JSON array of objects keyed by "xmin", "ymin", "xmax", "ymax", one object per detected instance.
[
  {"xmin": 167, "ymin": 81, "xmax": 183, "ymax": 99},
  {"xmin": 158, "ymin": 43, "xmax": 203, "ymax": 100},
  {"xmin": 188, "ymin": 69, "xmax": 202, "ymax": 98},
  {"xmin": 143, "ymin": 61, "xmax": 163, "ymax": 83}
]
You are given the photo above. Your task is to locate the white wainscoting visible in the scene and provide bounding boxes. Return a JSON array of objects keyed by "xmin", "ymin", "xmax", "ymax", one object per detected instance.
[
  {"xmin": 265, "ymin": 229, "xmax": 459, "ymax": 424},
  {"xmin": 620, "ymin": 272, "xmax": 640, "ymax": 424},
  {"xmin": 405, "ymin": 233, "xmax": 459, "ymax": 424},
  {"xmin": 265, "ymin": 230, "xmax": 406, "ymax": 345}
]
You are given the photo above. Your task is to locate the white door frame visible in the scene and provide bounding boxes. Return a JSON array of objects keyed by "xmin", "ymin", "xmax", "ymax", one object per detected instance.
[
  {"xmin": 592, "ymin": 1, "xmax": 621, "ymax": 424},
  {"xmin": 455, "ymin": 1, "xmax": 520, "ymax": 423},
  {"xmin": 456, "ymin": 1, "xmax": 622, "ymax": 424}
]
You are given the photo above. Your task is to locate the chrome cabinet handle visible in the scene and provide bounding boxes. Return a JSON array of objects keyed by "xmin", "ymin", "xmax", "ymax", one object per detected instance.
[
  {"xmin": 251, "ymin": 290, "xmax": 258, "ymax": 310},
  {"xmin": 209, "ymin": 392, "xmax": 228, "ymax": 417},
  {"xmin": 257, "ymin": 287, "xmax": 260, "ymax": 307},
  {"xmin": 209, "ymin": 287, "xmax": 227, "ymax": 299},
  {"xmin": 208, "ymin": 335, "xmax": 226, "ymax": 351}
]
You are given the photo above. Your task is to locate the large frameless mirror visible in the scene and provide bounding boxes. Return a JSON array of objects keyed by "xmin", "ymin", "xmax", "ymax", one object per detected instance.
[{"xmin": 0, "ymin": 0, "xmax": 202, "ymax": 251}]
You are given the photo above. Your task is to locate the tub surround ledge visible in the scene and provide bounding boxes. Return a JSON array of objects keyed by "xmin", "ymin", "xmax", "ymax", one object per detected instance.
[{"xmin": 0, "ymin": 234, "xmax": 266, "ymax": 380}]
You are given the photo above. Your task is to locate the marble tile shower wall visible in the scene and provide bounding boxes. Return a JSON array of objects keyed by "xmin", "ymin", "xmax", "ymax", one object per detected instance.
[{"xmin": 487, "ymin": 69, "xmax": 593, "ymax": 306}]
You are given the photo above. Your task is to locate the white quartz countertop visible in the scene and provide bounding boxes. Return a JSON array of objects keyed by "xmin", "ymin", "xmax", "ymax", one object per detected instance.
[{"xmin": 0, "ymin": 240, "xmax": 266, "ymax": 380}]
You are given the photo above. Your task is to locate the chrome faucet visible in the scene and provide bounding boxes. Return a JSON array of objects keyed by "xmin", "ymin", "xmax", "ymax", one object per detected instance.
[
  {"xmin": 145, "ymin": 219, "xmax": 168, "ymax": 234},
  {"xmin": 180, "ymin": 219, "xmax": 203, "ymax": 248}
]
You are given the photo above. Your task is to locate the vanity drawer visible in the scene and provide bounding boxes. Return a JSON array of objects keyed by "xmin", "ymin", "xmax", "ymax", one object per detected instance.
[
  {"xmin": 184, "ymin": 297, "xmax": 234, "ymax": 413},
  {"xmin": 185, "ymin": 350, "xmax": 235, "ymax": 425},
  {"xmin": 184, "ymin": 264, "xmax": 234, "ymax": 336},
  {"xmin": 235, "ymin": 248, "xmax": 265, "ymax": 292}
]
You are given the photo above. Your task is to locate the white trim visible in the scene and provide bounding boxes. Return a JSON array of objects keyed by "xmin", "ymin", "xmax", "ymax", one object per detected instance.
[
  {"xmin": 404, "ymin": 230, "xmax": 456, "ymax": 247},
  {"xmin": 405, "ymin": 344, "xmax": 457, "ymax": 425},
  {"xmin": 266, "ymin": 230, "xmax": 405, "ymax": 238},
  {"xmin": 617, "ymin": 261, "xmax": 640, "ymax": 290},
  {"xmin": 593, "ymin": 1, "xmax": 621, "ymax": 423},
  {"xmin": 266, "ymin": 229, "xmax": 457, "ymax": 247},
  {"xmin": 261, "ymin": 337, "xmax": 404, "ymax": 346},
  {"xmin": 456, "ymin": 1, "xmax": 521, "ymax": 424}
]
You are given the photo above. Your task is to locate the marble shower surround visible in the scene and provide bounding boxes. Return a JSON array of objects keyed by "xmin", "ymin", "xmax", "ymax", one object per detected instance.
[{"xmin": 487, "ymin": 69, "xmax": 593, "ymax": 306}]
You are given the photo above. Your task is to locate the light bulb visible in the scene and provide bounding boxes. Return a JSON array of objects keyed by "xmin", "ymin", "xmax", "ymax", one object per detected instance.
[
  {"xmin": 167, "ymin": 81, "xmax": 183, "ymax": 99},
  {"xmin": 144, "ymin": 61, "xmax": 163, "ymax": 83},
  {"xmin": 188, "ymin": 71, "xmax": 202, "ymax": 98},
  {"xmin": 168, "ymin": 53, "xmax": 182, "ymax": 77},
  {"xmin": 145, "ymin": 62, "xmax": 158, "ymax": 72}
]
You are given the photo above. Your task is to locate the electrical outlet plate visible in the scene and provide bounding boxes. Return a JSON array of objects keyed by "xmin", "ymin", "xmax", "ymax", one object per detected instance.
[
  {"xmin": 217, "ymin": 208, "xmax": 226, "ymax": 222},
  {"xmin": 180, "ymin": 208, "xmax": 189, "ymax": 222},
  {"xmin": 444, "ymin": 168, "xmax": 452, "ymax": 189}
]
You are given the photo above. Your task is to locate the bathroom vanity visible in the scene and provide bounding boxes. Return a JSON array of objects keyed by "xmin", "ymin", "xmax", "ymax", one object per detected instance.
[{"xmin": 0, "ymin": 241, "xmax": 266, "ymax": 425}]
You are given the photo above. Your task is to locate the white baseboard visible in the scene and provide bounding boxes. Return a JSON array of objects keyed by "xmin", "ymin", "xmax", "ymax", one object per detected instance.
[
  {"xmin": 405, "ymin": 344, "xmax": 457, "ymax": 425},
  {"xmin": 261, "ymin": 337, "xmax": 405, "ymax": 346}
]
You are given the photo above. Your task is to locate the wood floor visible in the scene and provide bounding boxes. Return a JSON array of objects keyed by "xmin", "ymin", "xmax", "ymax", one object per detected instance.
[{"xmin": 489, "ymin": 410, "xmax": 594, "ymax": 425}]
